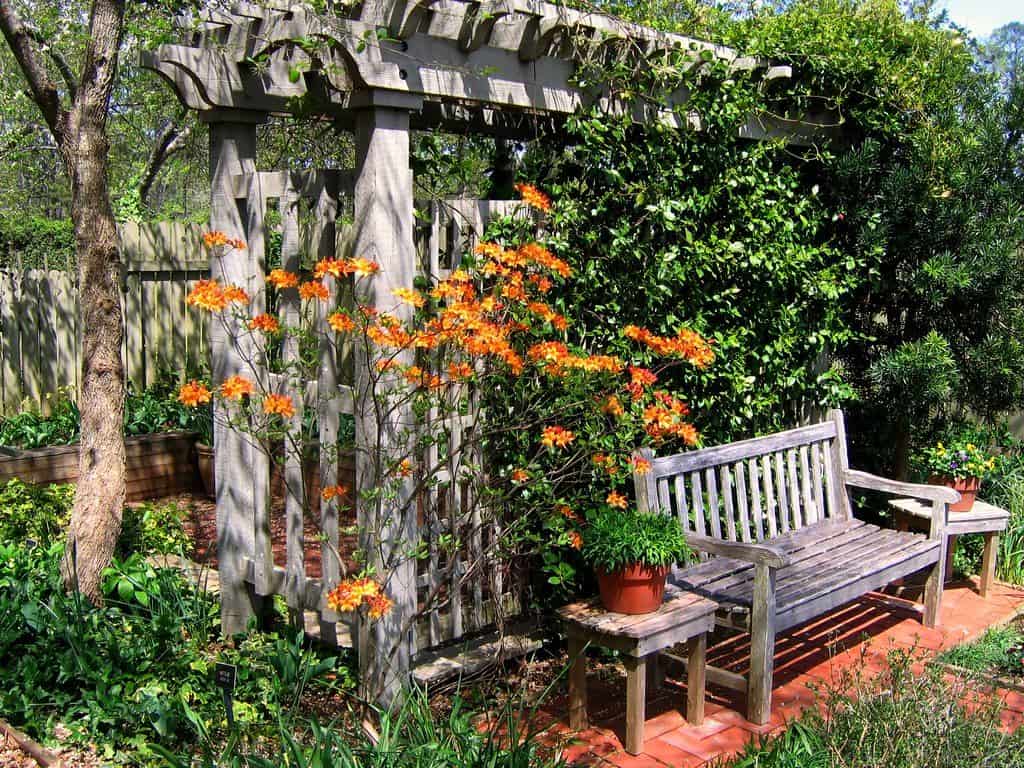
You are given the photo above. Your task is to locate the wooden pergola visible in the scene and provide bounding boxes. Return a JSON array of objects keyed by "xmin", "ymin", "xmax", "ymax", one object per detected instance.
[{"xmin": 143, "ymin": 0, "xmax": 831, "ymax": 701}]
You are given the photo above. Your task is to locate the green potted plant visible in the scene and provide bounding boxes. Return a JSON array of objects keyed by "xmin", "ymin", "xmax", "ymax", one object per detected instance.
[
  {"xmin": 919, "ymin": 439, "xmax": 998, "ymax": 512},
  {"xmin": 581, "ymin": 506, "xmax": 690, "ymax": 614}
]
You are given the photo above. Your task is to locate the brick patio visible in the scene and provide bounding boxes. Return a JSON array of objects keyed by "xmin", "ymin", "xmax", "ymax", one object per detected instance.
[{"xmin": 545, "ymin": 577, "xmax": 1024, "ymax": 767}]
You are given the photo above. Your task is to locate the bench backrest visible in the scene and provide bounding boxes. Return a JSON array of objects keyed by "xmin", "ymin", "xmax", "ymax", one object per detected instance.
[{"xmin": 634, "ymin": 409, "xmax": 852, "ymax": 547}]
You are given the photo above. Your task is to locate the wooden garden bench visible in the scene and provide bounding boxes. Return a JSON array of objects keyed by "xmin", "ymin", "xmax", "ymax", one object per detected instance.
[{"xmin": 633, "ymin": 409, "xmax": 959, "ymax": 724}]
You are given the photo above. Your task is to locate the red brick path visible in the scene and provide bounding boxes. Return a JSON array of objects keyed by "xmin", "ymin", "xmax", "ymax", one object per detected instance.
[{"xmin": 543, "ymin": 578, "xmax": 1024, "ymax": 767}]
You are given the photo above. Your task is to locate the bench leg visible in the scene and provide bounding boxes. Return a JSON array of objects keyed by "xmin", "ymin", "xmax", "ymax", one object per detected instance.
[
  {"xmin": 923, "ymin": 541, "xmax": 946, "ymax": 628},
  {"xmin": 568, "ymin": 634, "xmax": 588, "ymax": 731},
  {"xmin": 747, "ymin": 564, "xmax": 777, "ymax": 726},
  {"xmin": 624, "ymin": 654, "xmax": 647, "ymax": 755},
  {"xmin": 686, "ymin": 634, "xmax": 706, "ymax": 726},
  {"xmin": 981, "ymin": 533, "xmax": 999, "ymax": 599}
]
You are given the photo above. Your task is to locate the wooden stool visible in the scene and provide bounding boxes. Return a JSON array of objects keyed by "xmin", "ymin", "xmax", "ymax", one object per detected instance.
[
  {"xmin": 558, "ymin": 585, "xmax": 717, "ymax": 755},
  {"xmin": 890, "ymin": 498, "xmax": 1009, "ymax": 598}
]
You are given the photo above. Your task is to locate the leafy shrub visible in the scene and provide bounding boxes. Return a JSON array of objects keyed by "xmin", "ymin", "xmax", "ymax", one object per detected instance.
[
  {"xmin": 156, "ymin": 686, "xmax": 563, "ymax": 768},
  {"xmin": 0, "ymin": 215, "xmax": 75, "ymax": 269},
  {"xmin": 0, "ymin": 478, "xmax": 189, "ymax": 556},
  {"xmin": 939, "ymin": 624, "xmax": 1024, "ymax": 678},
  {"xmin": 0, "ymin": 543, "xmax": 352, "ymax": 765},
  {"xmin": 0, "ymin": 388, "xmax": 80, "ymax": 448},
  {"xmin": 581, "ymin": 507, "xmax": 689, "ymax": 573},
  {"xmin": 722, "ymin": 649, "xmax": 1024, "ymax": 767},
  {"xmin": 0, "ymin": 478, "xmax": 73, "ymax": 543}
]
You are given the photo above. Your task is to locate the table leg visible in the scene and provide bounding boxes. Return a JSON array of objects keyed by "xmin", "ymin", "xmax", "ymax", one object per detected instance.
[
  {"xmin": 686, "ymin": 634, "xmax": 706, "ymax": 726},
  {"xmin": 945, "ymin": 534, "xmax": 957, "ymax": 582},
  {"xmin": 568, "ymin": 634, "xmax": 588, "ymax": 731},
  {"xmin": 981, "ymin": 533, "xmax": 999, "ymax": 598},
  {"xmin": 624, "ymin": 654, "xmax": 647, "ymax": 755}
]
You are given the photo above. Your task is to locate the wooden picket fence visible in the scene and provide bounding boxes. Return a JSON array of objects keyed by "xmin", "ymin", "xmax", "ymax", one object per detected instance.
[{"xmin": 0, "ymin": 221, "xmax": 210, "ymax": 415}]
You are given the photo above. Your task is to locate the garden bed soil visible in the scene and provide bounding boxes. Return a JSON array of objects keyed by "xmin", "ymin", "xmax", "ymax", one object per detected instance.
[
  {"xmin": 0, "ymin": 431, "xmax": 198, "ymax": 501},
  {"xmin": 164, "ymin": 490, "xmax": 359, "ymax": 578}
]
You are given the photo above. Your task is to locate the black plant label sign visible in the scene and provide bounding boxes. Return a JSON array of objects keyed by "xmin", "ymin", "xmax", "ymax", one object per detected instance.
[{"xmin": 215, "ymin": 662, "xmax": 237, "ymax": 691}]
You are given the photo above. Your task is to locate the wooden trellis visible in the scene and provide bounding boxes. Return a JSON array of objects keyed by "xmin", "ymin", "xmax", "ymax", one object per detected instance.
[{"xmin": 144, "ymin": 0, "xmax": 832, "ymax": 701}]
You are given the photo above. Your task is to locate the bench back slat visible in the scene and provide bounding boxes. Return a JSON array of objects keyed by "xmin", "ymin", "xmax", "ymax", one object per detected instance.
[{"xmin": 636, "ymin": 411, "xmax": 852, "ymax": 543}]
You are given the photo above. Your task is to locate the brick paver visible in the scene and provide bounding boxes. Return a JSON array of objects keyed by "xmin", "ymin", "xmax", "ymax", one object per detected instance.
[{"xmin": 548, "ymin": 578, "xmax": 1024, "ymax": 766}]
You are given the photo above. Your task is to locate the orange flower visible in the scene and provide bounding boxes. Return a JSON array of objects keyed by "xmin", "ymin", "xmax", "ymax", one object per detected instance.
[
  {"xmin": 631, "ymin": 456, "xmax": 652, "ymax": 475},
  {"xmin": 447, "ymin": 362, "xmax": 474, "ymax": 380},
  {"xmin": 601, "ymin": 395, "xmax": 625, "ymax": 417},
  {"xmin": 606, "ymin": 491, "xmax": 628, "ymax": 509},
  {"xmin": 202, "ymin": 231, "xmax": 245, "ymax": 250},
  {"xmin": 398, "ymin": 458, "xmax": 414, "ymax": 477},
  {"xmin": 624, "ymin": 325, "xmax": 714, "ymax": 366},
  {"xmin": 328, "ymin": 312, "xmax": 355, "ymax": 332},
  {"xmin": 177, "ymin": 380, "xmax": 211, "ymax": 407},
  {"xmin": 393, "ymin": 287, "xmax": 426, "ymax": 307},
  {"xmin": 541, "ymin": 426, "xmax": 575, "ymax": 449},
  {"xmin": 349, "ymin": 258, "xmax": 380, "ymax": 277},
  {"xmin": 220, "ymin": 375, "xmax": 255, "ymax": 401},
  {"xmin": 314, "ymin": 258, "xmax": 352, "ymax": 279},
  {"xmin": 186, "ymin": 279, "xmax": 229, "ymax": 312},
  {"xmin": 514, "ymin": 182, "xmax": 552, "ymax": 213},
  {"xmin": 321, "ymin": 484, "xmax": 348, "ymax": 501},
  {"xmin": 223, "ymin": 285, "xmax": 250, "ymax": 306},
  {"xmin": 248, "ymin": 313, "xmax": 280, "ymax": 333},
  {"xmin": 568, "ymin": 531, "xmax": 583, "ymax": 550},
  {"xmin": 263, "ymin": 393, "xmax": 295, "ymax": 418},
  {"xmin": 518, "ymin": 242, "xmax": 571, "ymax": 277},
  {"xmin": 267, "ymin": 269, "xmax": 299, "ymax": 289},
  {"xmin": 511, "ymin": 469, "xmax": 530, "ymax": 483},
  {"xmin": 556, "ymin": 503, "xmax": 580, "ymax": 522},
  {"xmin": 326, "ymin": 579, "xmax": 363, "ymax": 612},
  {"xmin": 366, "ymin": 592, "xmax": 394, "ymax": 619},
  {"xmin": 299, "ymin": 280, "xmax": 330, "ymax": 301}
]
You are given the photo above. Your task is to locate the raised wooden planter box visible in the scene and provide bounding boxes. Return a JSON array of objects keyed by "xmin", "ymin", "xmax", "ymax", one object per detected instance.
[{"xmin": 0, "ymin": 431, "xmax": 199, "ymax": 502}]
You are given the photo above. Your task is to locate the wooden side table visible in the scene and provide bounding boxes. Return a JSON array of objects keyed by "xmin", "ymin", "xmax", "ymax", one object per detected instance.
[
  {"xmin": 557, "ymin": 585, "xmax": 717, "ymax": 755},
  {"xmin": 890, "ymin": 498, "xmax": 1009, "ymax": 598}
]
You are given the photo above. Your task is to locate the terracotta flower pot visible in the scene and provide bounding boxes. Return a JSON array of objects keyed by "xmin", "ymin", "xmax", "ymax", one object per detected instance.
[
  {"xmin": 928, "ymin": 475, "xmax": 981, "ymax": 513},
  {"xmin": 195, "ymin": 442, "xmax": 215, "ymax": 498},
  {"xmin": 596, "ymin": 563, "xmax": 671, "ymax": 614}
]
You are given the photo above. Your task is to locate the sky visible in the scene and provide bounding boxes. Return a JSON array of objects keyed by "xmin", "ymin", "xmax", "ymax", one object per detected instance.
[{"xmin": 939, "ymin": 0, "xmax": 1020, "ymax": 38}]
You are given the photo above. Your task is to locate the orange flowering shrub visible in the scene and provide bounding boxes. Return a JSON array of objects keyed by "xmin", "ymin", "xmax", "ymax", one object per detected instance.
[{"xmin": 182, "ymin": 182, "xmax": 713, "ymax": 614}]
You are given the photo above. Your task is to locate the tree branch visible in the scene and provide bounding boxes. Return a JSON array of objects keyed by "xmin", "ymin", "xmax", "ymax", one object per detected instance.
[
  {"xmin": 138, "ymin": 109, "xmax": 193, "ymax": 206},
  {"xmin": 25, "ymin": 24, "xmax": 77, "ymax": 102},
  {"xmin": 0, "ymin": 0, "xmax": 67, "ymax": 140}
]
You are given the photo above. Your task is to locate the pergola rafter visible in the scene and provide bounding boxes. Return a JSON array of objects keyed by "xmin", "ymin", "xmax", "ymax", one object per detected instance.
[{"xmin": 143, "ymin": 0, "xmax": 831, "ymax": 141}]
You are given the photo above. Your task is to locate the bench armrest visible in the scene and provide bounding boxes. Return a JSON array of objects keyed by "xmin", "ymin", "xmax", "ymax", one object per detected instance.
[
  {"xmin": 843, "ymin": 469, "xmax": 960, "ymax": 504},
  {"xmin": 685, "ymin": 534, "xmax": 792, "ymax": 568}
]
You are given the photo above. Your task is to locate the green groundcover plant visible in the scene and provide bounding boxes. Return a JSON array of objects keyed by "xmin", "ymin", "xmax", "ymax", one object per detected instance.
[{"xmin": 581, "ymin": 506, "xmax": 690, "ymax": 573}]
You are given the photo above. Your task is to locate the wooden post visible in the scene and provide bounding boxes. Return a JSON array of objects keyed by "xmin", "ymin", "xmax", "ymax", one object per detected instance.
[
  {"xmin": 747, "ymin": 563, "xmax": 777, "ymax": 725},
  {"xmin": 923, "ymin": 498, "xmax": 947, "ymax": 627},
  {"xmin": 686, "ymin": 633, "xmax": 706, "ymax": 725},
  {"xmin": 351, "ymin": 97, "xmax": 421, "ymax": 705},
  {"xmin": 624, "ymin": 654, "xmax": 647, "ymax": 755},
  {"xmin": 207, "ymin": 115, "xmax": 270, "ymax": 636},
  {"xmin": 981, "ymin": 533, "xmax": 999, "ymax": 598},
  {"xmin": 568, "ymin": 633, "xmax": 588, "ymax": 731}
]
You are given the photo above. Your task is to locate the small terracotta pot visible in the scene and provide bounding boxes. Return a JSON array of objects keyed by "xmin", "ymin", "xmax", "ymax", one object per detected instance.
[
  {"xmin": 928, "ymin": 475, "xmax": 981, "ymax": 513},
  {"xmin": 596, "ymin": 563, "xmax": 670, "ymax": 614},
  {"xmin": 195, "ymin": 442, "xmax": 215, "ymax": 498}
]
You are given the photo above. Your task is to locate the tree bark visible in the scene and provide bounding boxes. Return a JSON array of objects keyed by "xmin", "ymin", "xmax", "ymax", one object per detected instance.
[{"xmin": 0, "ymin": 0, "xmax": 128, "ymax": 603}]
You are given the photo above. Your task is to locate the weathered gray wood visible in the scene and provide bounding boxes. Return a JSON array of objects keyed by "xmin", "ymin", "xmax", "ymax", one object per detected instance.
[
  {"xmin": 674, "ymin": 475, "xmax": 693, "ymax": 535},
  {"xmin": 748, "ymin": 458, "xmax": 766, "ymax": 541},
  {"xmin": 648, "ymin": 422, "xmax": 837, "ymax": 479},
  {"xmin": 633, "ymin": 448, "xmax": 658, "ymax": 513},
  {"xmin": 568, "ymin": 633, "xmax": 588, "ymax": 731},
  {"xmin": 735, "ymin": 461, "xmax": 752, "ymax": 542},
  {"xmin": 799, "ymin": 445, "xmax": 815, "ymax": 525},
  {"xmin": 844, "ymin": 469, "xmax": 960, "ymax": 504},
  {"xmin": 684, "ymin": 533, "xmax": 790, "ymax": 567},
  {"xmin": 353, "ymin": 105, "xmax": 418, "ymax": 703},
  {"xmin": 786, "ymin": 449, "xmax": 803, "ymax": 529},
  {"xmin": 747, "ymin": 564, "xmax": 776, "ymax": 725},
  {"xmin": 981, "ymin": 533, "xmax": 999, "ymax": 598},
  {"xmin": 822, "ymin": 440, "xmax": 839, "ymax": 520},
  {"xmin": 210, "ymin": 119, "xmax": 267, "ymax": 636},
  {"xmin": 686, "ymin": 634, "xmax": 706, "ymax": 725},
  {"xmin": 811, "ymin": 442, "xmax": 826, "ymax": 523},
  {"xmin": 717, "ymin": 465, "xmax": 735, "ymax": 541},
  {"xmin": 624, "ymin": 654, "xmax": 646, "ymax": 755},
  {"xmin": 774, "ymin": 452, "xmax": 790, "ymax": 533},
  {"xmin": 693, "ymin": 471, "xmax": 715, "ymax": 539},
  {"xmin": 923, "ymin": 498, "xmax": 946, "ymax": 627},
  {"xmin": 828, "ymin": 410, "xmax": 852, "ymax": 518},
  {"xmin": 761, "ymin": 454, "xmax": 778, "ymax": 538}
]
